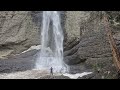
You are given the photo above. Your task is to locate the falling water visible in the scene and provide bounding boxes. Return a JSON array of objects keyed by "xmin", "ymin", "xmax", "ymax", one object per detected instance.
[{"xmin": 35, "ymin": 11, "xmax": 68, "ymax": 73}]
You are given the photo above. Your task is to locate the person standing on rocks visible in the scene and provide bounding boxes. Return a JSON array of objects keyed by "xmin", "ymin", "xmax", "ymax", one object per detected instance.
[{"xmin": 50, "ymin": 67, "xmax": 53, "ymax": 75}]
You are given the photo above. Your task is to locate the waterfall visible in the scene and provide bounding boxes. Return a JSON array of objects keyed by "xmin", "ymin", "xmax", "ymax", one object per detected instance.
[{"xmin": 35, "ymin": 11, "xmax": 68, "ymax": 73}]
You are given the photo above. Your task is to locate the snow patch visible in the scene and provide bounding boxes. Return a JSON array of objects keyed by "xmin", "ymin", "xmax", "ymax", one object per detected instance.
[
  {"xmin": 63, "ymin": 72, "xmax": 93, "ymax": 79},
  {"xmin": 21, "ymin": 45, "xmax": 41, "ymax": 53}
]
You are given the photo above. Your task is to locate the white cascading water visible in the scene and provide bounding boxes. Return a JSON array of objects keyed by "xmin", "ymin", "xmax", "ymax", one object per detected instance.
[{"xmin": 35, "ymin": 11, "xmax": 68, "ymax": 73}]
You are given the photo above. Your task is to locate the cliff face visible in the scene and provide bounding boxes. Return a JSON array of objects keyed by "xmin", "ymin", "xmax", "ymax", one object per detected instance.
[
  {"xmin": 64, "ymin": 11, "xmax": 90, "ymax": 41},
  {"xmin": 0, "ymin": 11, "xmax": 120, "ymax": 78},
  {"xmin": 0, "ymin": 11, "xmax": 102, "ymax": 58},
  {"xmin": 64, "ymin": 11, "xmax": 118, "ymax": 78},
  {"xmin": 0, "ymin": 11, "xmax": 41, "ymax": 58}
]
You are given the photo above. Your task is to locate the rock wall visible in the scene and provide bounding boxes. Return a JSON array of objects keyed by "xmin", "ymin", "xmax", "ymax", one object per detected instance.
[
  {"xmin": 0, "ymin": 11, "xmax": 41, "ymax": 58},
  {"xmin": 64, "ymin": 11, "xmax": 118, "ymax": 78},
  {"xmin": 65, "ymin": 11, "xmax": 90, "ymax": 41}
]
